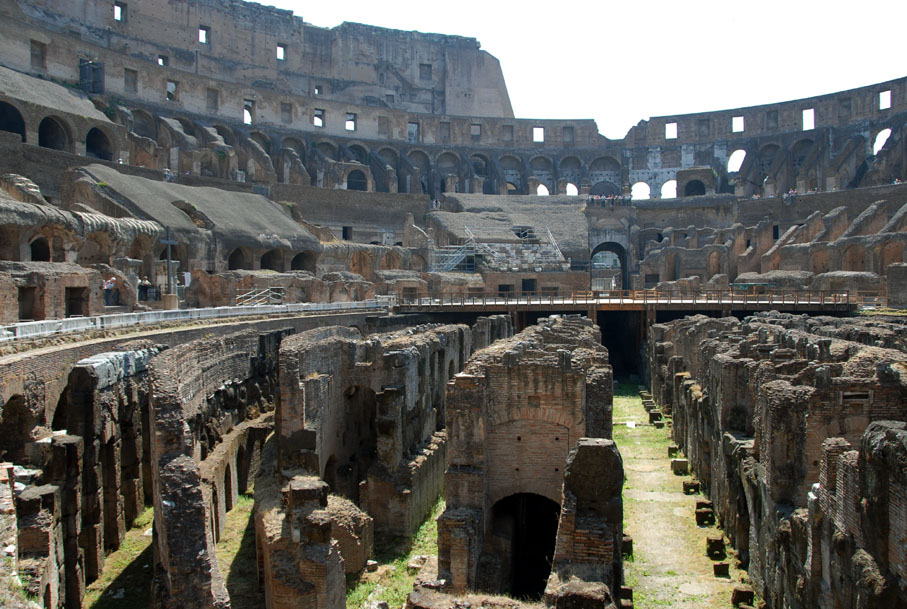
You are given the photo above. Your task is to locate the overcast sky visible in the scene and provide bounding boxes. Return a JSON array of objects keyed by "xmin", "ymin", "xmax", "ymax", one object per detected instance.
[{"xmin": 253, "ymin": 0, "xmax": 905, "ymax": 139}]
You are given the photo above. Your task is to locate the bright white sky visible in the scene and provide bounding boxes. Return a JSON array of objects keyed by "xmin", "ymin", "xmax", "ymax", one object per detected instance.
[{"xmin": 252, "ymin": 0, "xmax": 906, "ymax": 139}]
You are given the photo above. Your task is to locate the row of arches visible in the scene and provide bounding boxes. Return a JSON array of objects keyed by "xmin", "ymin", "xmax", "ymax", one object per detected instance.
[
  {"xmin": 227, "ymin": 248, "xmax": 317, "ymax": 272},
  {"xmin": 0, "ymin": 100, "xmax": 117, "ymax": 160}
]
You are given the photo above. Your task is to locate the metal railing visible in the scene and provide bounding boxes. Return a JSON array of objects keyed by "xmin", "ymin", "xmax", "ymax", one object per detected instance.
[
  {"xmin": 393, "ymin": 289, "xmax": 886, "ymax": 309},
  {"xmin": 235, "ymin": 286, "xmax": 285, "ymax": 306}
]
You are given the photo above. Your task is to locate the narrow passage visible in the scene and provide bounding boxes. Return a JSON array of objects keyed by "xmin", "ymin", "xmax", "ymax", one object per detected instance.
[{"xmin": 612, "ymin": 382, "xmax": 747, "ymax": 609}]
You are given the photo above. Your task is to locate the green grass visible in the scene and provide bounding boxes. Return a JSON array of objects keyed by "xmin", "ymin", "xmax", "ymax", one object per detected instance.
[
  {"xmin": 84, "ymin": 505, "xmax": 154, "ymax": 609},
  {"xmin": 216, "ymin": 494, "xmax": 262, "ymax": 609},
  {"xmin": 346, "ymin": 496, "xmax": 444, "ymax": 609}
]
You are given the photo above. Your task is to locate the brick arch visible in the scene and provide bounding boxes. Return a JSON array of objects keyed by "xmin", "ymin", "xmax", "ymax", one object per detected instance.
[{"xmin": 841, "ymin": 244, "xmax": 867, "ymax": 272}]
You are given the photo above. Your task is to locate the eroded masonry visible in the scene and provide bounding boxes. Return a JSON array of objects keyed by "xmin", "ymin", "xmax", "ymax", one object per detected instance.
[{"xmin": 0, "ymin": 0, "xmax": 906, "ymax": 608}]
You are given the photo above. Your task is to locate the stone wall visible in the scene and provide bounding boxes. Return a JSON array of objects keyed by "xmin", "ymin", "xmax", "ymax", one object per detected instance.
[
  {"xmin": 648, "ymin": 312, "xmax": 907, "ymax": 608},
  {"xmin": 439, "ymin": 316, "xmax": 617, "ymax": 599}
]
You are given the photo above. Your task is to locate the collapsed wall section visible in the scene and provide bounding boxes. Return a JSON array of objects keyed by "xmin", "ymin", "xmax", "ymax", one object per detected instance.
[{"xmin": 648, "ymin": 312, "xmax": 907, "ymax": 609}]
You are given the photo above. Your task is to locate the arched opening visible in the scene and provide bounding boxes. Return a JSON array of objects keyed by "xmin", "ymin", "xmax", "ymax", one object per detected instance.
[
  {"xmin": 133, "ymin": 110, "xmax": 157, "ymax": 140},
  {"xmin": 811, "ymin": 250, "xmax": 830, "ymax": 274},
  {"xmin": 880, "ymin": 242, "xmax": 904, "ymax": 275},
  {"xmin": 842, "ymin": 245, "xmax": 866, "ymax": 272},
  {"xmin": 316, "ymin": 141, "xmax": 338, "ymax": 161},
  {"xmin": 350, "ymin": 251, "xmax": 373, "ymax": 280},
  {"xmin": 631, "ymin": 181, "xmax": 651, "ymax": 200},
  {"xmin": 471, "ymin": 154, "xmax": 488, "ymax": 176},
  {"xmin": 506, "ymin": 182, "xmax": 519, "ymax": 195},
  {"xmin": 499, "ymin": 155, "xmax": 523, "ymax": 193},
  {"xmin": 873, "ymin": 128, "xmax": 892, "ymax": 155},
  {"xmin": 758, "ymin": 144, "xmax": 781, "ymax": 176},
  {"xmin": 347, "ymin": 144, "xmax": 368, "ymax": 164},
  {"xmin": 591, "ymin": 241, "xmax": 628, "ymax": 290},
  {"xmin": 559, "ymin": 156, "xmax": 583, "ymax": 186},
  {"xmin": 727, "ymin": 149, "xmax": 747, "ymax": 172},
  {"xmin": 684, "ymin": 180, "xmax": 706, "ymax": 196},
  {"xmin": 536, "ymin": 184, "xmax": 549, "ymax": 196},
  {"xmin": 660, "ymin": 180, "xmax": 677, "ymax": 199},
  {"xmin": 590, "ymin": 181, "xmax": 620, "ymax": 197},
  {"xmin": 249, "ymin": 131, "xmax": 271, "ymax": 155},
  {"xmin": 85, "ymin": 127, "xmax": 114, "ymax": 161},
  {"xmin": 707, "ymin": 251, "xmax": 722, "ymax": 278},
  {"xmin": 791, "ymin": 139, "xmax": 814, "ymax": 175},
  {"xmin": 260, "ymin": 249, "xmax": 282, "ymax": 271},
  {"xmin": 379, "ymin": 251, "xmax": 402, "ymax": 270},
  {"xmin": 565, "ymin": 183, "xmax": 578, "ymax": 196},
  {"xmin": 0, "ymin": 102, "xmax": 26, "ymax": 141},
  {"xmin": 0, "ymin": 395, "xmax": 34, "ymax": 462},
  {"xmin": 224, "ymin": 464, "xmax": 234, "ymax": 512},
  {"xmin": 30, "ymin": 236, "xmax": 50, "ymax": 261},
  {"xmin": 212, "ymin": 124, "xmax": 235, "ymax": 147},
  {"xmin": 529, "ymin": 156, "xmax": 554, "ymax": 193},
  {"xmin": 490, "ymin": 493, "xmax": 560, "ymax": 599},
  {"xmin": 346, "ymin": 169, "xmax": 367, "ymax": 191},
  {"xmin": 291, "ymin": 251, "xmax": 317, "ymax": 272},
  {"xmin": 378, "ymin": 147, "xmax": 399, "ymax": 168},
  {"xmin": 38, "ymin": 116, "xmax": 70, "ymax": 151},
  {"xmin": 228, "ymin": 248, "xmax": 249, "ymax": 270}
]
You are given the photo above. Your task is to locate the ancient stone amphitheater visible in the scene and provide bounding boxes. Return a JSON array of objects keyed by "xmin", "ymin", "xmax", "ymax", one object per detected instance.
[{"xmin": 0, "ymin": 1, "xmax": 905, "ymax": 609}]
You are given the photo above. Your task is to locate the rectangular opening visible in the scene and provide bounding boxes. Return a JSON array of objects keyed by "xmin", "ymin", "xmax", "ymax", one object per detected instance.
[
  {"xmin": 521, "ymin": 278, "xmax": 537, "ymax": 293},
  {"xmin": 281, "ymin": 102, "xmax": 292, "ymax": 124},
  {"xmin": 497, "ymin": 284, "xmax": 514, "ymax": 297},
  {"xmin": 665, "ymin": 122, "xmax": 678, "ymax": 139},
  {"xmin": 206, "ymin": 88, "xmax": 218, "ymax": 113},
  {"xmin": 276, "ymin": 44, "xmax": 286, "ymax": 61},
  {"xmin": 440, "ymin": 121, "xmax": 451, "ymax": 142},
  {"xmin": 502, "ymin": 125, "xmax": 513, "ymax": 141},
  {"xmin": 114, "ymin": 2, "xmax": 126, "ymax": 22},
  {"xmin": 198, "ymin": 25, "xmax": 210, "ymax": 44},
  {"xmin": 419, "ymin": 63, "xmax": 432, "ymax": 80},
  {"xmin": 65, "ymin": 287, "xmax": 88, "ymax": 317},
  {"xmin": 30, "ymin": 40, "xmax": 46, "ymax": 70},
  {"xmin": 166, "ymin": 80, "xmax": 178, "ymax": 101},
  {"xmin": 471, "ymin": 123, "xmax": 482, "ymax": 138},
  {"xmin": 158, "ymin": 55, "xmax": 168, "ymax": 66},
  {"xmin": 407, "ymin": 122, "xmax": 419, "ymax": 143},
  {"xmin": 401, "ymin": 287, "xmax": 418, "ymax": 301},
  {"xmin": 802, "ymin": 108, "xmax": 815, "ymax": 130},
  {"xmin": 314, "ymin": 84, "xmax": 322, "ymax": 95},
  {"xmin": 772, "ymin": 224, "xmax": 779, "ymax": 240},
  {"xmin": 243, "ymin": 99, "xmax": 254, "ymax": 124},
  {"xmin": 313, "ymin": 108, "xmax": 324, "ymax": 128},
  {"xmin": 532, "ymin": 126, "xmax": 545, "ymax": 143},
  {"xmin": 377, "ymin": 116, "xmax": 389, "ymax": 135},
  {"xmin": 732, "ymin": 116, "xmax": 745, "ymax": 133},
  {"xmin": 345, "ymin": 112, "xmax": 357, "ymax": 131},
  {"xmin": 880, "ymin": 90, "xmax": 891, "ymax": 110},
  {"xmin": 18, "ymin": 287, "xmax": 38, "ymax": 320},
  {"xmin": 644, "ymin": 274, "xmax": 660, "ymax": 285},
  {"xmin": 341, "ymin": 226, "xmax": 352, "ymax": 240},
  {"xmin": 562, "ymin": 125, "xmax": 574, "ymax": 143},
  {"xmin": 124, "ymin": 68, "xmax": 138, "ymax": 93},
  {"xmin": 841, "ymin": 391, "xmax": 871, "ymax": 404}
]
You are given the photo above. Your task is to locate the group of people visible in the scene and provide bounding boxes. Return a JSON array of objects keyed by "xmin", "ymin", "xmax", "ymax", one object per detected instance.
[{"xmin": 587, "ymin": 193, "xmax": 632, "ymax": 207}]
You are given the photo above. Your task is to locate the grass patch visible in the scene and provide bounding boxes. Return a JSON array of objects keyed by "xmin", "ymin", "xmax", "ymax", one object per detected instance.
[
  {"xmin": 84, "ymin": 505, "xmax": 154, "ymax": 609},
  {"xmin": 346, "ymin": 496, "xmax": 444, "ymax": 609},
  {"xmin": 216, "ymin": 493, "xmax": 262, "ymax": 609}
]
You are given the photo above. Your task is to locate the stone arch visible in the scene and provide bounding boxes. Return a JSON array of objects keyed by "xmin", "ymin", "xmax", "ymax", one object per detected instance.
[
  {"xmin": 841, "ymin": 244, "xmax": 867, "ymax": 272},
  {"xmin": 228, "ymin": 247, "xmax": 252, "ymax": 270},
  {"xmin": 590, "ymin": 181, "xmax": 620, "ymax": 196},
  {"xmin": 589, "ymin": 156, "xmax": 620, "ymax": 173},
  {"xmin": 758, "ymin": 143, "xmax": 781, "ymax": 175},
  {"xmin": 0, "ymin": 394, "xmax": 34, "ymax": 466},
  {"xmin": 684, "ymin": 180, "xmax": 706, "ymax": 197},
  {"xmin": 529, "ymin": 155, "xmax": 554, "ymax": 191},
  {"xmin": 872, "ymin": 128, "xmax": 892, "ymax": 155},
  {"xmin": 591, "ymin": 241, "xmax": 629, "ymax": 289},
  {"xmin": 790, "ymin": 138, "xmax": 815, "ymax": 175},
  {"xmin": 490, "ymin": 493, "xmax": 560, "ymax": 599},
  {"xmin": 378, "ymin": 147, "xmax": 398, "ymax": 168},
  {"xmin": 260, "ymin": 249, "xmax": 284, "ymax": 271},
  {"xmin": 212, "ymin": 124, "xmax": 235, "ymax": 146},
  {"xmin": 323, "ymin": 385, "xmax": 377, "ymax": 502},
  {"xmin": 565, "ymin": 183, "xmax": 579, "ymax": 196},
  {"xmin": 437, "ymin": 151, "xmax": 460, "ymax": 176},
  {"xmin": 80, "ymin": 232, "xmax": 113, "ymax": 265},
  {"xmin": 408, "ymin": 150, "xmax": 431, "ymax": 193},
  {"xmin": 471, "ymin": 153, "xmax": 489, "ymax": 176},
  {"xmin": 879, "ymin": 241, "xmax": 904, "ymax": 275},
  {"xmin": 174, "ymin": 117, "xmax": 196, "ymax": 137},
  {"xmin": 132, "ymin": 109, "xmax": 157, "ymax": 140},
  {"xmin": 631, "ymin": 181, "xmax": 651, "ymax": 200},
  {"xmin": 30, "ymin": 235, "xmax": 50, "ymax": 261},
  {"xmin": 0, "ymin": 100, "xmax": 26, "ymax": 142},
  {"xmin": 379, "ymin": 250, "xmax": 402, "ymax": 270},
  {"xmin": 85, "ymin": 127, "xmax": 115, "ymax": 161},
  {"xmin": 661, "ymin": 179, "xmax": 677, "ymax": 199},
  {"xmin": 811, "ymin": 249, "xmax": 830, "ymax": 274},
  {"xmin": 409, "ymin": 254, "xmax": 427, "ymax": 271},
  {"xmin": 559, "ymin": 155, "xmax": 583, "ymax": 185},
  {"xmin": 282, "ymin": 136, "xmax": 305, "ymax": 159},
  {"xmin": 316, "ymin": 141, "xmax": 338, "ymax": 161},
  {"xmin": 224, "ymin": 463, "xmax": 234, "ymax": 512},
  {"xmin": 499, "ymin": 154, "xmax": 523, "ymax": 193},
  {"xmin": 38, "ymin": 116, "xmax": 72, "ymax": 152},
  {"xmin": 350, "ymin": 250, "xmax": 373, "ymax": 280},
  {"xmin": 727, "ymin": 149, "xmax": 747, "ymax": 172},
  {"xmin": 707, "ymin": 250, "xmax": 722, "ymax": 279},
  {"xmin": 346, "ymin": 169, "xmax": 368, "ymax": 191},
  {"xmin": 291, "ymin": 250, "xmax": 317, "ymax": 272},
  {"xmin": 128, "ymin": 234, "xmax": 155, "ymax": 279},
  {"xmin": 347, "ymin": 143, "xmax": 368, "ymax": 164},
  {"xmin": 249, "ymin": 130, "xmax": 272, "ymax": 155}
]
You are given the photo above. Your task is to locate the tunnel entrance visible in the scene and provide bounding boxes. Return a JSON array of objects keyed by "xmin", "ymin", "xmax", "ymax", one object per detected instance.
[
  {"xmin": 491, "ymin": 493, "xmax": 560, "ymax": 599},
  {"xmin": 597, "ymin": 310, "xmax": 645, "ymax": 377}
]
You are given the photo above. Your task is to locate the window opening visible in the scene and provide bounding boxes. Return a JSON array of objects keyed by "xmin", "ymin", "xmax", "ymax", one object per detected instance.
[
  {"xmin": 532, "ymin": 127, "xmax": 545, "ymax": 143},
  {"xmin": 198, "ymin": 26, "xmax": 210, "ymax": 44},
  {"xmin": 880, "ymin": 90, "xmax": 891, "ymax": 110},
  {"xmin": 802, "ymin": 108, "xmax": 815, "ymax": 130},
  {"xmin": 665, "ymin": 122, "xmax": 678, "ymax": 139},
  {"xmin": 276, "ymin": 44, "xmax": 286, "ymax": 60},
  {"xmin": 732, "ymin": 116, "xmax": 744, "ymax": 133},
  {"xmin": 313, "ymin": 108, "xmax": 324, "ymax": 128},
  {"xmin": 345, "ymin": 112, "xmax": 357, "ymax": 131}
]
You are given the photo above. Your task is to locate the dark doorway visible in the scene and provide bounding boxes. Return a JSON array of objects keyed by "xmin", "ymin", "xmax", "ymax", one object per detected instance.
[
  {"xmin": 347, "ymin": 169, "xmax": 367, "ymax": 191},
  {"xmin": 65, "ymin": 287, "xmax": 88, "ymax": 317},
  {"xmin": 228, "ymin": 248, "xmax": 247, "ymax": 270},
  {"xmin": 326, "ymin": 386, "xmax": 378, "ymax": 504},
  {"xmin": 260, "ymin": 249, "xmax": 281, "ymax": 271},
  {"xmin": 491, "ymin": 493, "xmax": 560, "ymax": 599},
  {"xmin": 30, "ymin": 237, "xmax": 50, "ymax": 261},
  {"xmin": 86, "ymin": 127, "xmax": 114, "ymax": 161},
  {"xmin": 684, "ymin": 180, "xmax": 706, "ymax": 196},
  {"xmin": 291, "ymin": 251, "xmax": 317, "ymax": 272},
  {"xmin": 38, "ymin": 116, "xmax": 69, "ymax": 151},
  {"xmin": 0, "ymin": 102, "xmax": 26, "ymax": 141},
  {"xmin": 521, "ymin": 278, "xmax": 537, "ymax": 294},
  {"xmin": 597, "ymin": 310, "xmax": 645, "ymax": 376},
  {"xmin": 18, "ymin": 287, "xmax": 39, "ymax": 320}
]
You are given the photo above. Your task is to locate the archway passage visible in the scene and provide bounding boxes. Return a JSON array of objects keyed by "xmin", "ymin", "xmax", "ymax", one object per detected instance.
[
  {"xmin": 326, "ymin": 386, "xmax": 378, "ymax": 503},
  {"xmin": 591, "ymin": 241, "xmax": 628, "ymax": 290},
  {"xmin": 347, "ymin": 169, "xmax": 367, "ymax": 191},
  {"xmin": 86, "ymin": 128, "xmax": 114, "ymax": 161},
  {"xmin": 0, "ymin": 102, "xmax": 26, "ymax": 141},
  {"xmin": 291, "ymin": 251, "xmax": 317, "ymax": 272},
  {"xmin": 38, "ymin": 116, "xmax": 69, "ymax": 151},
  {"xmin": 491, "ymin": 493, "xmax": 560, "ymax": 599},
  {"xmin": 260, "ymin": 249, "xmax": 282, "ymax": 271},
  {"xmin": 684, "ymin": 180, "xmax": 706, "ymax": 196},
  {"xmin": 30, "ymin": 236, "xmax": 50, "ymax": 261},
  {"xmin": 590, "ymin": 180, "xmax": 620, "ymax": 196},
  {"xmin": 228, "ymin": 248, "xmax": 249, "ymax": 270}
]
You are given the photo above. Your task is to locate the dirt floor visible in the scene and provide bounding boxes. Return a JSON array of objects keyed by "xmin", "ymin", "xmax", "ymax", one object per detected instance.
[{"xmin": 612, "ymin": 382, "xmax": 750, "ymax": 609}]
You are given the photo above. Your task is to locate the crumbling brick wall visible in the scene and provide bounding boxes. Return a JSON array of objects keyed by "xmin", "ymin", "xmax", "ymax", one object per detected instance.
[{"xmin": 648, "ymin": 312, "xmax": 907, "ymax": 608}]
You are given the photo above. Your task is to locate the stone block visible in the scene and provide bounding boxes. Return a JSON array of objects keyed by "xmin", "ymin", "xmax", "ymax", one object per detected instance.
[
  {"xmin": 648, "ymin": 410, "xmax": 662, "ymax": 423},
  {"xmin": 653, "ymin": 420, "xmax": 665, "ymax": 429},
  {"xmin": 712, "ymin": 561, "xmax": 729, "ymax": 577},
  {"xmin": 731, "ymin": 585, "xmax": 754, "ymax": 606},
  {"xmin": 670, "ymin": 458, "xmax": 689, "ymax": 475},
  {"xmin": 667, "ymin": 445, "xmax": 678, "ymax": 458},
  {"xmin": 695, "ymin": 508, "xmax": 715, "ymax": 526},
  {"xmin": 706, "ymin": 535, "xmax": 725, "ymax": 559},
  {"xmin": 682, "ymin": 480, "xmax": 700, "ymax": 494},
  {"xmin": 621, "ymin": 534, "xmax": 633, "ymax": 557},
  {"xmin": 695, "ymin": 500, "xmax": 713, "ymax": 511}
]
